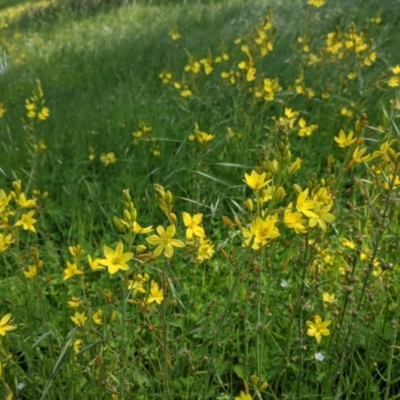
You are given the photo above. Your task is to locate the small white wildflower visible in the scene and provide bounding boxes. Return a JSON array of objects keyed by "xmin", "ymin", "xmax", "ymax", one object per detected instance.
[
  {"xmin": 17, "ymin": 382, "xmax": 26, "ymax": 390},
  {"xmin": 315, "ymin": 352, "xmax": 325, "ymax": 361},
  {"xmin": 280, "ymin": 280, "xmax": 288, "ymax": 288}
]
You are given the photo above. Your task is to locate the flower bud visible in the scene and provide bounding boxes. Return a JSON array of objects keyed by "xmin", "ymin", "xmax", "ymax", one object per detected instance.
[
  {"xmin": 261, "ymin": 381, "xmax": 269, "ymax": 390},
  {"xmin": 12, "ymin": 180, "xmax": 22, "ymax": 193},
  {"xmin": 168, "ymin": 213, "xmax": 177, "ymax": 224},
  {"xmin": 293, "ymin": 184, "xmax": 302, "ymax": 194},
  {"xmin": 265, "ymin": 159, "xmax": 278, "ymax": 175},
  {"xmin": 113, "ymin": 216, "xmax": 127, "ymax": 231},
  {"xmin": 122, "ymin": 189, "xmax": 131, "ymax": 202},
  {"xmin": 250, "ymin": 375, "xmax": 259, "ymax": 384},
  {"xmin": 123, "ymin": 209, "xmax": 132, "ymax": 222},
  {"xmin": 222, "ymin": 215, "xmax": 234, "ymax": 229},
  {"xmin": 135, "ymin": 244, "xmax": 147, "ymax": 254},
  {"xmin": 288, "ymin": 157, "xmax": 302, "ymax": 175},
  {"xmin": 274, "ymin": 186, "xmax": 286, "ymax": 201},
  {"xmin": 386, "ymin": 147, "xmax": 397, "ymax": 163},
  {"xmin": 243, "ymin": 198, "xmax": 254, "ymax": 211}
]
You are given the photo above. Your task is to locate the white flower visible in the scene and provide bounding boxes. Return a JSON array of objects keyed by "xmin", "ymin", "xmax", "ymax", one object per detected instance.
[
  {"xmin": 280, "ymin": 280, "xmax": 288, "ymax": 288},
  {"xmin": 315, "ymin": 352, "xmax": 325, "ymax": 362}
]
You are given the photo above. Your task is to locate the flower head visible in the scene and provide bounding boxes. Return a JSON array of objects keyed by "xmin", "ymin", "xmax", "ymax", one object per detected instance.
[
  {"xmin": 14, "ymin": 211, "xmax": 37, "ymax": 233},
  {"xmin": 235, "ymin": 391, "xmax": 252, "ymax": 400},
  {"xmin": 334, "ymin": 129, "xmax": 357, "ymax": 148},
  {"xmin": 243, "ymin": 170, "xmax": 269, "ymax": 191},
  {"xmin": 182, "ymin": 212, "xmax": 205, "ymax": 240},
  {"xmin": 0, "ymin": 314, "xmax": 17, "ymax": 336},
  {"xmin": 146, "ymin": 225, "xmax": 185, "ymax": 258},
  {"xmin": 147, "ymin": 280, "xmax": 164, "ymax": 305},
  {"xmin": 23, "ymin": 265, "xmax": 38, "ymax": 279},
  {"xmin": 92, "ymin": 309, "xmax": 103, "ymax": 325},
  {"xmin": 306, "ymin": 315, "xmax": 331, "ymax": 344},
  {"xmin": 63, "ymin": 261, "xmax": 83, "ymax": 280},
  {"xmin": 307, "ymin": 0, "xmax": 326, "ymax": 7},
  {"xmin": 99, "ymin": 241, "xmax": 133, "ymax": 275},
  {"xmin": 88, "ymin": 255, "xmax": 104, "ymax": 271},
  {"xmin": 284, "ymin": 203, "xmax": 307, "ymax": 234},
  {"xmin": 71, "ymin": 311, "xmax": 87, "ymax": 327}
]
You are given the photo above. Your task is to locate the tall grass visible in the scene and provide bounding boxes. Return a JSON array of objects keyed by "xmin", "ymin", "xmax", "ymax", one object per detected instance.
[{"xmin": 1, "ymin": 0, "xmax": 400, "ymax": 398}]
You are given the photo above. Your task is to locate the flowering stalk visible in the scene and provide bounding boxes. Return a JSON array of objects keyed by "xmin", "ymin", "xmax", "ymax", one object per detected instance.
[{"xmin": 202, "ymin": 237, "xmax": 254, "ymax": 399}]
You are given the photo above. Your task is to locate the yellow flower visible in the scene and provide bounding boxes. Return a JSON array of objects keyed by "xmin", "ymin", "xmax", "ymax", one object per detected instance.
[
  {"xmin": 182, "ymin": 212, "xmax": 205, "ymax": 240},
  {"xmin": 392, "ymin": 65, "xmax": 400, "ymax": 75},
  {"xmin": 128, "ymin": 273, "xmax": 149, "ymax": 295},
  {"xmin": 180, "ymin": 89, "xmax": 192, "ymax": 98},
  {"xmin": 195, "ymin": 131, "xmax": 214, "ymax": 144},
  {"xmin": 38, "ymin": 107, "xmax": 50, "ymax": 121},
  {"xmin": 71, "ymin": 311, "xmax": 87, "ymax": 327},
  {"xmin": 25, "ymin": 100, "xmax": 36, "ymax": 118},
  {"xmin": 242, "ymin": 215, "xmax": 280, "ymax": 250},
  {"xmin": 63, "ymin": 261, "xmax": 83, "ymax": 280},
  {"xmin": 69, "ymin": 245, "xmax": 84, "ymax": 257},
  {"xmin": 298, "ymin": 118, "xmax": 318, "ymax": 137},
  {"xmin": 341, "ymin": 238, "xmax": 355, "ymax": 249},
  {"xmin": 68, "ymin": 296, "xmax": 80, "ymax": 309},
  {"xmin": 14, "ymin": 211, "xmax": 37, "ymax": 233},
  {"xmin": 92, "ymin": 309, "xmax": 103, "ymax": 325},
  {"xmin": 312, "ymin": 187, "xmax": 333, "ymax": 206},
  {"xmin": 23, "ymin": 265, "xmax": 38, "ymax": 278},
  {"xmin": 307, "ymin": 0, "xmax": 326, "ymax": 7},
  {"xmin": 100, "ymin": 152, "xmax": 117, "ymax": 166},
  {"xmin": 73, "ymin": 339, "xmax": 82, "ymax": 354},
  {"xmin": 334, "ymin": 129, "xmax": 357, "ymax": 148},
  {"xmin": 363, "ymin": 52, "xmax": 376, "ymax": 66},
  {"xmin": 146, "ymin": 225, "xmax": 185, "ymax": 258},
  {"xmin": 88, "ymin": 255, "xmax": 104, "ymax": 271},
  {"xmin": 197, "ymin": 237, "xmax": 215, "ymax": 262},
  {"xmin": 388, "ymin": 77, "xmax": 400, "ymax": 87},
  {"xmin": 99, "ymin": 241, "xmax": 133, "ymax": 275},
  {"xmin": 308, "ymin": 203, "xmax": 335, "ymax": 232},
  {"xmin": 296, "ymin": 189, "xmax": 317, "ymax": 218},
  {"xmin": 243, "ymin": 170, "xmax": 269, "ymax": 191},
  {"xmin": 246, "ymin": 67, "xmax": 257, "ymax": 82},
  {"xmin": 323, "ymin": 293, "xmax": 335, "ymax": 303},
  {"xmin": 147, "ymin": 280, "xmax": 164, "ymax": 305},
  {"xmin": 306, "ymin": 315, "xmax": 331, "ymax": 344},
  {"xmin": 341, "ymin": 107, "xmax": 354, "ymax": 118},
  {"xmin": 352, "ymin": 146, "xmax": 371, "ymax": 164},
  {"xmin": 0, "ymin": 314, "xmax": 17, "ymax": 336},
  {"xmin": 0, "ymin": 103, "xmax": 6, "ymax": 118},
  {"xmin": 18, "ymin": 193, "xmax": 37, "ymax": 208},
  {"xmin": 235, "ymin": 391, "xmax": 252, "ymax": 400},
  {"xmin": 169, "ymin": 24, "xmax": 181, "ymax": 41},
  {"xmin": 132, "ymin": 221, "xmax": 153, "ymax": 234},
  {"xmin": 284, "ymin": 203, "xmax": 307, "ymax": 234},
  {"xmin": 0, "ymin": 233, "xmax": 13, "ymax": 253}
]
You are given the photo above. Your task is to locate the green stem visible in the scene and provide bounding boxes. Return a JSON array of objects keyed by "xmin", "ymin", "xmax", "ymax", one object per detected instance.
[
  {"xmin": 202, "ymin": 239, "xmax": 254, "ymax": 400},
  {"xmin": 384, "ymin": 291, "xmax": 400, "ymax": 400},
  {"xmin": 119, "ymin": 274, "xmax": 129, "ymax": 400},
  {"xmin": 162, "ymin": 258, "xmax": 171, "ymax": 398}
]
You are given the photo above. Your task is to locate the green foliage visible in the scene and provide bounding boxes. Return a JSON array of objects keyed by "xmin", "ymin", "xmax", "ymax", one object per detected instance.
[{"xmin": 1, "ymin": 0, "xmax": 400, "ymax": 399}]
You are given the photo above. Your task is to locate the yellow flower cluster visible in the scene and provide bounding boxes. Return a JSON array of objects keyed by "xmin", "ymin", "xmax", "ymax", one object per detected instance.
[
  {"xmin": 325, "ymin": 23, "xmax": 377, "ymax": 67},
  {"xmin": 25, "ymin": 80, "xmax": 50, "ymax": 122}
]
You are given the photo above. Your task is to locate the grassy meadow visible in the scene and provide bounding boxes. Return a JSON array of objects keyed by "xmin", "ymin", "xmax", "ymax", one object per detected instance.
[{"xmin": 1, "ymin": 0, "xmax": 400, "ymax": 398}]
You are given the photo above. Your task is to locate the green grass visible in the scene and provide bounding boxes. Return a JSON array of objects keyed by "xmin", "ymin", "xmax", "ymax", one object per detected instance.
[{"xmin": 1, "ymin": 0, "xmax": 400, "ymax": 398}]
